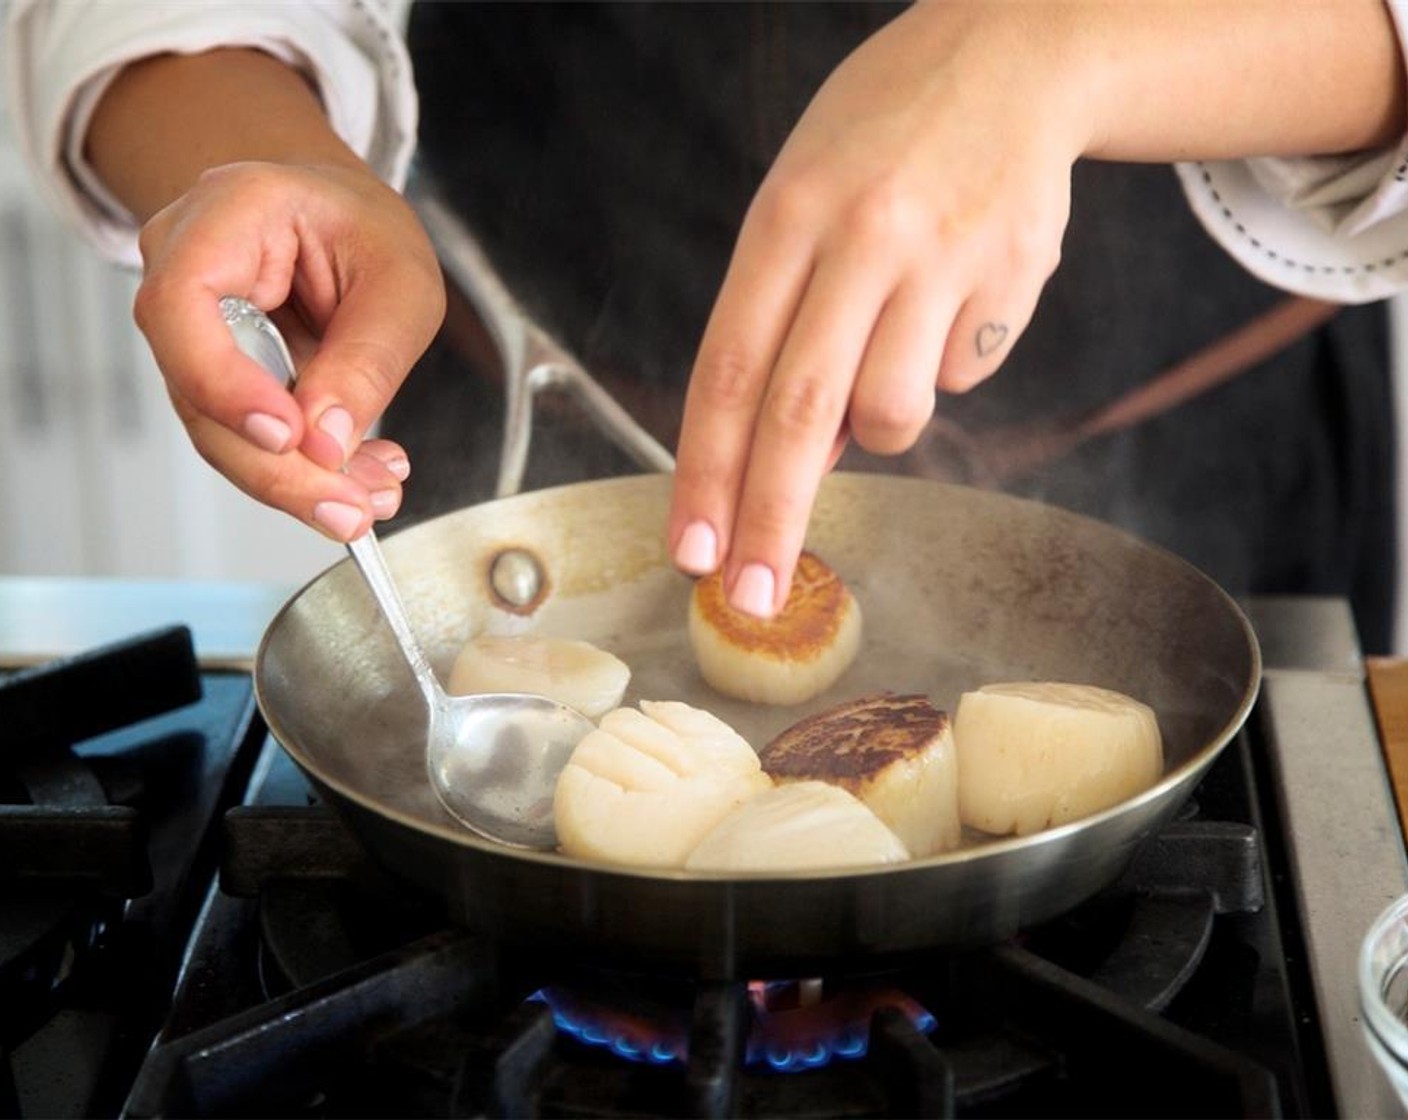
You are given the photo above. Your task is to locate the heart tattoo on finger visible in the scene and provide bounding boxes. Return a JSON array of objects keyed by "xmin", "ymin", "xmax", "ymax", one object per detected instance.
[{"xmin": 975, "ymin": 321, "xmax": 1009, "ymax": 357}]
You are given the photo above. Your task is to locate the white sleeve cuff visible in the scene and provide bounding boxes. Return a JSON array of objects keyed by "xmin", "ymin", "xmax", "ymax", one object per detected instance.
[
  {"xmin": 1175, "ymin": 160, "xmax": 1408, "ymax": 304},
  {"xmin": 3, "ymin": 0, "xmax": 417, "ymax": 269},
  {"xmin": 1175, "ymin": 0, "xmax": 1408, "ymax": 304}
]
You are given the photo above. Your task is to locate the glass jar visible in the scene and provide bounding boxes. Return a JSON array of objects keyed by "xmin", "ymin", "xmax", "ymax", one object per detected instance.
[{"xmin": 1360, "ymin": 894, "xmax": 1408, "ymax": 1109}]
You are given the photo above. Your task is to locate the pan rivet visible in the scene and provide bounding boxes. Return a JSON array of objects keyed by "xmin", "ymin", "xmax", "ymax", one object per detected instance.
[{"xmin": 489, "ymin": 549, "xmax": 545, "ymax": 608}]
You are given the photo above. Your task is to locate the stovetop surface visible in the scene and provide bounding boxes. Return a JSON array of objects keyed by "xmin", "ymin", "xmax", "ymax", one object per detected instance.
[
  {"xmin": 122, "ymin": 722, "xmax": 1317, "ymax": 1118},
  {"xmin": 1, "ymin": 594, "xmax": 1404, "ymax": 1118}
]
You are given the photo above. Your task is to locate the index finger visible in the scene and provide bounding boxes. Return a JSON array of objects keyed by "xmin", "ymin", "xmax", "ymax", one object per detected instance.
[
  {"xmin": 668, "ymin": 202, "xmax": 813, "ymax": 579},
  {"xmin": 718, "ymin": 244, "xmax": 894, "ymax": 617}
]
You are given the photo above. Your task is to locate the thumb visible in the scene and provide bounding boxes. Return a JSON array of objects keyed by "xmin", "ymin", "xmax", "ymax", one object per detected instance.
[{"xmin": 292, "ymin": 280, "xmax": 445, "ymax": 470}]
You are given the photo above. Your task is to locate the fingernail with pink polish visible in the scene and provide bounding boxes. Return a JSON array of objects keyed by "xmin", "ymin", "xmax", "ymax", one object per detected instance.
[
  {"xmin": 318, "ymin": 407, "xmax": 355, "ymax": 461},
  {"xmin": 731, "ymin": 563, "xmax": 776, "ymax": 618},
  {"xmin": 369, "ymin": 489, "xmax": 400, "ymax": 518},
  {"xmin": 312, "ymin": 500, "xmax": 363, "ymax": 540},
  {"xmin": 674, "ymin": 521, "xmax": 718, "ymax": 574},
  {"xmin": 243, "ymin": 412, "xmax": 291, "ymax": 453}
]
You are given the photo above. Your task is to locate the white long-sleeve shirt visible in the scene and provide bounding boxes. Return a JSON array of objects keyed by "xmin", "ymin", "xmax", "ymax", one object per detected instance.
[
  {"xmin": 7, "ymin": 0, "xmax": 1408, "ymax": 304},
  {"xmin": 3, "ymin": 0, "xmax": 417, "ymax": 266}
]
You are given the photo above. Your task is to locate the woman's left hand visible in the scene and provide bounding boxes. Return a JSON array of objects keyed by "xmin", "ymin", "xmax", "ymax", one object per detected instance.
[{"xmin": 667, "ymin": 2, "xmax": 1085, "ymax": 617}]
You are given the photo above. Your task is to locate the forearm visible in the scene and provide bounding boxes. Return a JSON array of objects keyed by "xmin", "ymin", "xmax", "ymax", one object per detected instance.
[
  {"xmin": 85, "ymin": 47, "xmax": 367, "ymax": 222},
  {"xmin": 901, "ymin": 0, "xmax": 1405, "ymax": 166},
  {"xmin": 1072, "ymin": 0, "xmax": 1406, "ymax": 161}
]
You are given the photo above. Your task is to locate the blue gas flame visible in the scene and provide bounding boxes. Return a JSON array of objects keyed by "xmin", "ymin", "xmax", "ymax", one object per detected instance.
[
  {"xmin": 530, "ymin": 990, "xmax": 686, "ymax": 1066},
  {"xmin": 529, "ymin": 986, "xmax": 937, "ymax": 1073}
]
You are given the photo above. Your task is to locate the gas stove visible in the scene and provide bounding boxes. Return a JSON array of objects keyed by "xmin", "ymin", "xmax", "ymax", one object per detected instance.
[{"xmin": 0, "ymin": 583, "xmax": 1403, "ymax": 1117}]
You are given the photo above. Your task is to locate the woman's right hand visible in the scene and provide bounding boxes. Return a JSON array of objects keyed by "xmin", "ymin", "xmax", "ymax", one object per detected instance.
[
  {"xmin": 81, "ymin": 47, "xmax": 445, "ymax": 541},
  {"xmin": 132, "ymin": 158, "xmax": 445, "ymax": 541}
]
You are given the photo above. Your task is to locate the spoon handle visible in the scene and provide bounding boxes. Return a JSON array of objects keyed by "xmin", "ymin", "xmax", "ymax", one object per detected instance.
[
  {"xmin": 219, "ymin": 296, "xmax": 443, "ymax": 705},
  {"xmin": 344, "ymin": 531, "xmax": 442, "ymax": 701}
]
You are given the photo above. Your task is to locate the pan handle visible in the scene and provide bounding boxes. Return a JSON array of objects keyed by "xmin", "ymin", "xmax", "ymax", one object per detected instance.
[{"xmin": 407, "ymin": 176, "xmax": 676, "ymax": 498}]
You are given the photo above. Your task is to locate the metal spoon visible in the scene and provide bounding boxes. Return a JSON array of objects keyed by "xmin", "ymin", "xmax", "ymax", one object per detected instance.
[{"xmin": 220, "ymin": 297, "xmax": 593, "ymax": 849}]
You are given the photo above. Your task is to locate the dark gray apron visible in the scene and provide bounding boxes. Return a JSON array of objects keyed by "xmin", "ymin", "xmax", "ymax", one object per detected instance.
[{"xmin": 392, "ymin": 1, "xmax": 1396, "ymax": 653}]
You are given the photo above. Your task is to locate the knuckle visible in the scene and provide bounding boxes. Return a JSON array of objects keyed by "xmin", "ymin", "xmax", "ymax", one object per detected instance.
[
  {"xmin": 134, "ymin": 221, "xmax": 162, "ymax": 268},
  {"xmin": 131, "ymin": 274, "xmax": 175, "ymax": 334},
  {"xmin": 194, "ymin": 160, "xmax": 260, "ymax": 194},
  {"xmin": 399, "ymin": 228, "xmax": 449, "ymax": 327},
  {"xmin": 693, "ymin": 344, "xmax": 761, "ymax": 412},
  {"xmin": 193, "ymin": 162, "xmax": 238, "ymax": 189},
  {"xmin": 850, "ymin": 394, "xmax": 931, "ymax": 453},
  {"xmin": 767, "ymin": 373, "xmax": 844, "ymax": 435},
  {"xmin": 416, "ymin": 264, "xmax": 449, "ymax": 327},
  {"xmin": 842, "ymin": 179, "xmax": 918, "ymax": 247},
  {"xmin": 258, "ymin": 459, "xmax": 341, "ymax": 527},
  {"xmin": 750, "ymin": 168, "xmax": 826, "ymax": 237},
  {"xmin": 335, "ymin": 340, "xmax": 404, "ymax": 403},
  {"xmin": 1007, "ymin": 220, "xmax": 1062, "ymax": 282}
]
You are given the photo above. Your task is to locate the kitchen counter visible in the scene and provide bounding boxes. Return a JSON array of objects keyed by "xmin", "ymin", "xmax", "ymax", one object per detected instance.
[
  {"xmin": 1369, "ymin": 659, "xmax": 1408, "ymax": 840},
  {"xmin": 0, "ymin": 575, "xmax": 298, "ymax": 671}
]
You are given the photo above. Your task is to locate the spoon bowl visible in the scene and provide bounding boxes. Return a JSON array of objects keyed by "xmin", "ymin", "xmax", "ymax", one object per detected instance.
[
  {"xmin": 425, "ymin": 689, "xmax": 594, "ymax": 848},
  {"xmin": 223, "ymin": 297, "xmax": 594, "ymax": 849}
]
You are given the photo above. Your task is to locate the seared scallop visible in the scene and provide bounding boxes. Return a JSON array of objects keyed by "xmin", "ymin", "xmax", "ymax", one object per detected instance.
[
  {"xmin": 688, "ymin": 551, "xmax": 862, "ymax": 706},
  {"xmin": 760, "ymin": 692, "xmax": 960, "ymax": 857},
  {"xmin": 685, "ymin": 781, "xmax": 909, "ymax": 871},
  {"xmin": 954, "ymin": 681, "xmax": 1164, "ymax": 836},
  {"xmin": 448, "ymin": 633, "xmax": 630, "ymax": 720},
  {"xmin": 553, "ymin": 700, "xmax": 772, "ymax": 868}
]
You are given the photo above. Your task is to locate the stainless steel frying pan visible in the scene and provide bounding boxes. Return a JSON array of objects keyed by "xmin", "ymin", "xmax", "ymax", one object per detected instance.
[
  {"xmin": 253, "ymin": 180, "xmax": 1259, "ymax": 978},
  {"xmin": 253, "ymin": 470, "xmax": 1259, "ymax": 978}
]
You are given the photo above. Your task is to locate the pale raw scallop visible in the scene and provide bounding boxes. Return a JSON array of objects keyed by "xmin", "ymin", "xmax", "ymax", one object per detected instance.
[
  {"xmin": 685, "ymin": 780, "xmax": 910, "ymax": 871},
  {"xmin": 448, "ymin": 633, "xmax": 630, "ymax": 720},
  {"xmin": 688, "ymin": 551, "xmax": 862, "ymax": 706},
  {"xmin": 760, "ymin": 693, "xmax": 960, "ymax": 857},
  {"xmin": 553, "ymin": 700, "xmax": 773, "ymax": 868},
  {"xmin": 954, "ymin": 681, "xmax": 1164, "ymax": 836}
]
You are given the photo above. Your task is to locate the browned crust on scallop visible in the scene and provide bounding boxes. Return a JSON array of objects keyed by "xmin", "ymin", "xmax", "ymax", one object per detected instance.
[
  {"xmin": 760, "ymin": 692, "xmax": 950, "ymax": 789},
  {"xmin": 691, "ymin": 551, "xmax": 854, "ymax": 662}
]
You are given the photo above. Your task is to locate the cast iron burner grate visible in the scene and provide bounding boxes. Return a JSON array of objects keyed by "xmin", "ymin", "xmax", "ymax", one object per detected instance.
[
  {"xmin": 0, "ymin": 628, "xmax": 263, "ymax": 1118},
  {"xmin": 121, "ymin": 897, "xmax": 1277, "ymax": 1118},
  {"xmin": 121, "ymin": 736, "xmax": 1302, "ymax": 1118},
  {"xmin": 0, "ymin": 626, "xmax": 202, "ymax": 898}
]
